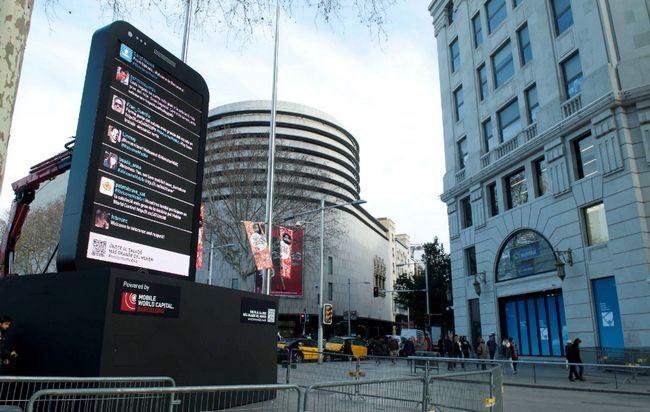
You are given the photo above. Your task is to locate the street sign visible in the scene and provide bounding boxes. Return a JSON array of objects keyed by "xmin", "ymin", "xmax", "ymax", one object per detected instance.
[
  {"xmin": 58, "ymin": 21, "xmax": 209, "ymax": 280},
  {"xmin": 343, "ymin": 310, "xmax": 357, "ymax": 321}
]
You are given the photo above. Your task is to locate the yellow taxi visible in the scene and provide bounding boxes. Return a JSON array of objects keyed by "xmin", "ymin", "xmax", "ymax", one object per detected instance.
[
  {"xmin": 277, "ymin": 338, "xmax": 319, "ymax": 363},
  {"xmin": 325, "ymin": 337, "xmax": 368, "ymax": 358}
]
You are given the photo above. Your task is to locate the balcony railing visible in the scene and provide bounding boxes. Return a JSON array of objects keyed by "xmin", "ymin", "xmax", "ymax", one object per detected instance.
[
  {"xmin": 455, "ymin": 168, "xmax": 465, "ymax": 183},
  {"xmin": 561, "ymin": 94, "xmax": 582, "ymax": 119},
  {"xmin": 480, "ymin": 122, "xmax": 538, "ymax": 169}
]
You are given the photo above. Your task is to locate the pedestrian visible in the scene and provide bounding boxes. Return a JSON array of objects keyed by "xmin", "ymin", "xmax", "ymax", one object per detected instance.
[
  {"xmin": 424, "ymin": 332, "xmax": 433, "ymax": 352},
  {"xmin": 506, "ymin": 337, "xmax": 518, "ymax": 375},
  {"xmin": 0, "ymin": 316, "xmax": 18, "ymax": 374},
  {"xmin": 487, "ymin": 333, "xmax": 497, "ymax": 361},
  {"xmin": 444, "ymin": 333, "xmax": 455, "ymax": 370},
  {"xmin": 476, "ymin": 336, "xmax": 488, "ymax": 370},
  {"xmin": 567, "ymin": 338, "xmax": 585, "ymax": 381},
  {"xmin": 389, "ymin": 337, "xmax": 399, "ymax": 364},
  {"xmin": 453, "ymin": 335, "xmax": 464, "ymax": 369},
  {"xmin": 404, "ymin": 337, "xmax": 416, "ymax": 357}
]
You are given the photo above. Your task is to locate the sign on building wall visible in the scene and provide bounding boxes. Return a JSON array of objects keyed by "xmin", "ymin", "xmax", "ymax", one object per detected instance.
[{"xmin": 57, "ymin": 21, "xmax": 209, "ymax": 280}]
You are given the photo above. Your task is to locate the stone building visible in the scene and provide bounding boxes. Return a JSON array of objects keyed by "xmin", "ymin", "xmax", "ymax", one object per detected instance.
[
  {"xmin": 430, "ymin": 0, "xmax": 650, "ymax": 354},
  {"xmin": 199, "ymin": 100, "xmax": 409, "ymax": 338}
]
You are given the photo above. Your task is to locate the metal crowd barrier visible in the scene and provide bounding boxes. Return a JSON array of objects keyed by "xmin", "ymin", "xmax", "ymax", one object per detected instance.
[
  {"xmin": 408, "ymin": 355, "xmax": 650, "ymax": 394},
  {"xmin": 303, "ymin": 376, "xmax": 427, "ymax": 412},
  {"xmin": 427, "ymin": 367, "xmax": 503, "ymax": 412},
  {"xmin": 0, "ymin": 376, "xmax": 175, "ymax": 410},
  {"xmin": 25, "ymin": 384, "xmax": 302, "ymax": 412}
]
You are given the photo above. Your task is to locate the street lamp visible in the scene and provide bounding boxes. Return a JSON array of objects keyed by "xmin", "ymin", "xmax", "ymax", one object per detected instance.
[
  {"xmin": 472, "ymin": 271, "xmax": 486, "ymax": 296},
  {"xmin": 206, "ymin": 241, "xmax": 238, "ymax": 286},
  {"xmin": 282, "ymin": 198, "xmax": 366, "ymax": 363},
  {"xmin": 347, "ymin": 278, "xmax": 371, "ymax": 336},
  {"xmin": 554, "ymin": 248, "xmax": 573, "ymax": 281}
]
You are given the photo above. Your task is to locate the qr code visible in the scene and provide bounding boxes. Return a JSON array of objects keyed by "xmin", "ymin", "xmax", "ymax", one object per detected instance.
[
  {"xmin": 91, "ymin": 239, "xmax": 107, "ymax": 257},
  {"xmin": 267, "ymin": 308, "xmax": 276, "ymax": 324}
]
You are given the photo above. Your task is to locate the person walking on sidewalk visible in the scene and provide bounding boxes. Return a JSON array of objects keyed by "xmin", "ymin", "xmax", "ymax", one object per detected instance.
[
  {"xmin": 487, "ymin": 333, "xmax": 497, "ymax": 361},
  {"xmin": 567, "ymin": 338, "xmax": 585, "ymax": 381},
  {"xmin": 476, "ymin": 336, "xmax": 488, "ymax": 370},
  {"xmin": 389, "ymin": 337, "xmax": 399, "ymax": 364},
  {"xmin": 0, "ymin": 316, "xmax": 18, "ymax": 375},
  {"xmin": 506, "ymin": 337, "xmax": 518, "ymax": 375}
]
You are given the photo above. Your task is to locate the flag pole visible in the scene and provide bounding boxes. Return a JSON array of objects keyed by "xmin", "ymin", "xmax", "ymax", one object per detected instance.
[{"xmin": 263, "ymin": 0, "xmax": 281, "ymax": 295}]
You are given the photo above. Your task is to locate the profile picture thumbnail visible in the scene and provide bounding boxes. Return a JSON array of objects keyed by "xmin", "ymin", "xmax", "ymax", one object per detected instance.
[
  {"xmin": 120, "ymin": 43, "xmax": 133, "ymax": 63},
  {"xmin": 94, "ymin": 209, "xmax": 110, "ymax": 230},
  {"xmin": 111, "ymin": 95, "xmax": 125, "ymax": 115},
  {"xmin": 99, "ymin": 176, "xmax": 115, "ymax": 197},
  {"xmin": 107, "ymin": 125, "xmax": 121, "ymax": 144},
  {"xmin": 115, "ymin": 66, "xmax": 130, "ymax": 86},
  {"xmin": 103, "ymin": 151, "xmax": 119, "ymax": 170}
]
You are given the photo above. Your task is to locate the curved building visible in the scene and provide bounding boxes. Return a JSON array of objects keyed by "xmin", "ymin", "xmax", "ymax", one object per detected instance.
[{"xmin": 200, "ymin": 101, "xmax": 403, "ymax": 338}]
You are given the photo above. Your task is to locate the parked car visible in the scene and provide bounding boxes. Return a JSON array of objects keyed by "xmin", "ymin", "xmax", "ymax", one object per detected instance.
[
  {"xmin": 325, "ymin": 336, "xmax": 368, "ymax": 358},
  {"xmin": 277, "ymin": 338, "xmax": 318, "ymax": 363}
]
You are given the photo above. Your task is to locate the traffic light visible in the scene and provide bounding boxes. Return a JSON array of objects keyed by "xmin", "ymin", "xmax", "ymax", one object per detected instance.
[
  {"xmin": 373, "ymin": 286, "xmax": 379, "ymax": 298},
  {"xmin": 323, "ymin": 304, "xmax": 333, "ymax": 325},
  {"xmin": 299, "ymin": 313, "xmax": 306, "ymax": 324}
]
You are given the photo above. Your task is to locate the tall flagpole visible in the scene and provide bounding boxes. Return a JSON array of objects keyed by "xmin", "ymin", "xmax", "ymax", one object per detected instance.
[
  {"xmin": 263, "ymin": 0, "xmax": 281, "ymax": 295},
  {"xmin": 181, "ymin": 0, "xmax": 193, "ymax": 62}
]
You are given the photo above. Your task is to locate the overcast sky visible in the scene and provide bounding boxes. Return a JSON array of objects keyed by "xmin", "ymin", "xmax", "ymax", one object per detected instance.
[{"xmin": 2, "ymin": 0, "xmax": 448, "ymax": 247}]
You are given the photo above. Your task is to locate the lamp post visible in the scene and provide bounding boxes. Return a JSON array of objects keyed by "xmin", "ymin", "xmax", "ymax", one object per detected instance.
[
  {"xmin": 282, "ymin": 198, "xmax": 366, "ymax": 363},
  {"xmin": 347, "ymin": 278, "xmax": 371, "ymax": 336},
  {"xmin": 206, "ymin": 241, "xmax": 237, "ymax": 286},
  {"xmin": 180, "ymin": 0, "xmax": 193, "ymax": 62}
]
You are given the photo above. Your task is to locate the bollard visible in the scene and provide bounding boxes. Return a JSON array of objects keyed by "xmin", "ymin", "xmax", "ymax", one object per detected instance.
[{"xmin": 533, "ymin": 363, "xmax": 536, "ymax": 383}]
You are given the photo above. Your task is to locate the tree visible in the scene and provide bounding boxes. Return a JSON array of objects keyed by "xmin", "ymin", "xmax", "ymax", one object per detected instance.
[
  {"xmin": 394, "ymin": 237, "xmax": 453, "ymax": 334},
  {"xmin": 0, "ymin": 0, "xmax": 35, "ymax": 196},
  {"xmin": 11, "ymin": 197, "xmax": 65, "ymax": 274},
  {"xmin": 202, "ymin": 129, "xmax": 344, "ymax": 288}
]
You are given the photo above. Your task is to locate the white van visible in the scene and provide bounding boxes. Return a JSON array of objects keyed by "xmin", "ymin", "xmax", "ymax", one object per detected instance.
[{"xmin": 400, "ymin": 329, "xmax": 427, "ymax": 351}]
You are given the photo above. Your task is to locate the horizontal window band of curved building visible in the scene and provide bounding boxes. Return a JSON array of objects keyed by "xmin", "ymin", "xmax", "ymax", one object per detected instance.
[
  {"xmin": 205, "ymin": 177, "xmax": 359, "ymax": 204},
  {"xmin": 202, "ymin": 191, "xmax": 388, "ymax": 241},
  {"xmin": 205, "ymin": 144, "xmax": 361, "ymax": 181},
  {"xmin": 208, "ymin": 108, "xmax": 359, "ymax": 152},
  {"xmin": 205, "ymin": 169, "xmax": 360, "ymax": 199},
  {"xmin": 208, "ymin": 125, "xmax": 360, "ymax": 168},
  {"xmin": 208, "ymin": 125, "xmax": 359, "ymax": 167},
  {"xmin": 204, "ymin": 156, "xmax": 361, "ymax": 192}
]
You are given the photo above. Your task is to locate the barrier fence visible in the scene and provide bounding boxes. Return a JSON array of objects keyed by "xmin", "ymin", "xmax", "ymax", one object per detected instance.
[
  {"xmin": 25, "ymin": 384, "xmax": 302, "ymax": 412},
  {"xmin": 0, "ymin": 376, "xmax": 175, "ymax": 410}
]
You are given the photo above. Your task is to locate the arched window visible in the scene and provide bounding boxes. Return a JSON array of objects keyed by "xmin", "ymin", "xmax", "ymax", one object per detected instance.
[{"xmin": 496, "ymin": 230, "xmax": 556, "ymax": 282}]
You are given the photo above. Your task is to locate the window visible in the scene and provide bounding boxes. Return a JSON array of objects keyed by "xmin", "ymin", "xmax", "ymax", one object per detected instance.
[
  {"xmin": 450, "ymin": 38, "xmax": 460, "ymax": 73},
  {"xmin": 454, "ymin": 86, "xmax": 464, "ymax": 121},
  {"xmin": 533, "ymin": 157, "xmax": 549, "ymax": 196},
  {"xmin": 552, "ymin": 0, "xmax": 573, "ymax": 36},
  {"xmin": 483, "ymin": 118, "xmax": 496, "ymax": 152},
  {"xmin": 486, "ymin": 0, "xmax": 507, "ymax": 33},
  {"xmin": 447, "ymin": 1, "xmax": 456, "ymax": 24},
  {"xmin": 461, "ymin": 196, "xmax": 473, "ymax": 228},
  {"xmin": 327, "ymin": 256, "xmax": 333, "ymax": 275},
  {"xmin": 584, "ymin": 203, "xmax": 609, "ymax": 246},
  {"xmin": 496, "ymin": 230, "xmax": 556, "ymax": 281},
  {"xmin": 457, "ymin": 136, "xmax": 468, "ymax": 169},
  {"xmin": 492, "ymin": 41, "xmax": 514, "ymax": 88},
  {"xmin": 478, "ymin": 64, "xmax": 489, "ymax": 100},
  {"xmin": 327, "ymin": 282, "xmax": 333, "ymax": 300},
  {"xmin": 517, "ymin": 24, "xmax": 532, "ymax": 65},
  {"xmin": 573, "ymin": 133, "xmax": 598, "ymax": 179},
  {"xmin": 487, "ymin": 182, "xmax": 499, "ymax": 216},
  {"xmin": 498, "ymin": 99, "xmax": 521, "ymax": 142},
  {"xmin": 562, "ymin": 52, "xmax": 583, "ymax": 99},
  {"xmin": 231, "ymin": 278, "xmax": 239, "ymax": 289},
  {"xmin": 465, "ymin": 247, "xmax": 477, "ymax": 276},
  {"xmin": 472, "ymin": 13, "xmax": 483, "ymax": 47},
  {"xmin": 505, "ymin": 168, "xmax": 528, "ymax": 209},
  {"xmin": 525, "ymin": 85, "xmax": 539, "ymax": 124}
]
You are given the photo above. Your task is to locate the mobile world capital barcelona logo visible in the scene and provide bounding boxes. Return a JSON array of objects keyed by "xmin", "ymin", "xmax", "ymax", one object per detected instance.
[{"xmin": 120, "ymin": 291, "xmax": 137, "ymax": 312}]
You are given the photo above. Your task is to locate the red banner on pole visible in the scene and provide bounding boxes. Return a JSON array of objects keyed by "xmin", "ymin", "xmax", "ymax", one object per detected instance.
[
  {"xmin": 196, "ymin": 203, "xmax": 204, "ymax": 269},
  {"xmin": 255, "ymin": 226, "xmax": 303, "ymax": 296},
  {"xmin": 244, "ymin": 221, "xmax": 273, "ymax": 270}
]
